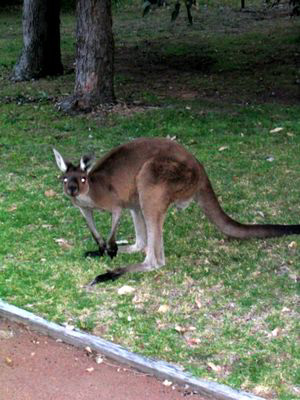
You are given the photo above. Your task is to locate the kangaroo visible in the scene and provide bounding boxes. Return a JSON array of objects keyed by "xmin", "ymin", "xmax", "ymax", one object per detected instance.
[{"xmin": 53, "ymin": 137, "xmax": 300, "ymax": 285}]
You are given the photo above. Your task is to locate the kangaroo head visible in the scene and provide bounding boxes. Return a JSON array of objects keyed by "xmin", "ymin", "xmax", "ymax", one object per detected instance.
[{"xmin": 53, "ymin": 149, "xmax": 94, "ymax": 198}]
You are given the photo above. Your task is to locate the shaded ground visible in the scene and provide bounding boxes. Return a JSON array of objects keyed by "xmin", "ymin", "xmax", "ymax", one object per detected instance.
[
  {"xmin": 0, "ymin": 318, "xmax": 209, "ymax": 400},
  {"xmin": 113, "ymin": 4, "xmax": 300, "ymax": 106},
  {"xmin": 1, "ymin": 4, "xmax": 299, "ymax": 108}
]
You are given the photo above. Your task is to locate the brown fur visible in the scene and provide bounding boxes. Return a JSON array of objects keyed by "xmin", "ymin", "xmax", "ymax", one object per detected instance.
[{"xmin": 53, "ymin": 138, "xmax": 300, "ymax": 284}]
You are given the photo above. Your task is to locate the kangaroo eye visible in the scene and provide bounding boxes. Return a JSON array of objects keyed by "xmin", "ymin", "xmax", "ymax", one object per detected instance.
[
  {"xmin": 63, "ymin": 177, "xmax": 68, "ymax": 183},
  {"xmin": 81, "ymin": 177, "xmax": 86, "ymax": 184}
]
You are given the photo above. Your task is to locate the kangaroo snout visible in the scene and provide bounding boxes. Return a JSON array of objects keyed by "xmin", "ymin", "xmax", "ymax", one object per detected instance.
[{"xmin": 67, "ymin": 184, "xmax": 79, "ymax": 197}]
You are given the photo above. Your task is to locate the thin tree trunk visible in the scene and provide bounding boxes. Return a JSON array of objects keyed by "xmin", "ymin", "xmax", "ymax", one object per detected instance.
[
  {"xmin": 12, "ymin": 0, "xmax": 63, "ymax": 81},
  {"xmin": 60, "ymin": 0, "xmax": 115, "ymax": 113}
]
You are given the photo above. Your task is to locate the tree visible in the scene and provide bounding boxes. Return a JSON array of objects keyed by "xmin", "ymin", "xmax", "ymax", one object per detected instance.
[
  {"xmin": 60, "ymin": 0, "xmax": 115, "ymax": 113},
  {"xmin": 12, "ymin": 0, "xmax": 63, "ymax": 81}
]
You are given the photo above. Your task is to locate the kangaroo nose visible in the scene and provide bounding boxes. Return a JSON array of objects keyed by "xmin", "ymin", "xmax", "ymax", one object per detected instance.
[{"xmin": 68, "ymin": 185, "xmax": 78, "ymax": 196}]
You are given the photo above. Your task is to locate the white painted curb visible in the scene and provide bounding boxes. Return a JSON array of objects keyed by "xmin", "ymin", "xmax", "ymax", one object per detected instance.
[{"xmin": 0, "ymin": 299, "xmax": 264, "ymax": 400}]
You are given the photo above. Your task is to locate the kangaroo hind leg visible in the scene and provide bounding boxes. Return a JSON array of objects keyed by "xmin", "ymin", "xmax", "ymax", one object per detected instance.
[{"xmin": 138, "ymin": 180, "xmax": 169, "ymax": 269}]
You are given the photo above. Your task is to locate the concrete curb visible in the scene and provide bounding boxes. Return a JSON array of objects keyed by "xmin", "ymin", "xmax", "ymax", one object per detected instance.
[{"xmin": 0, "ymin": 299, "xmax": 264, "ymax": 400}]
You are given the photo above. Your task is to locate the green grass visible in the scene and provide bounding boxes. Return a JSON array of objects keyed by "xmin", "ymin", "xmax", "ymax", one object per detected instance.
[{"xmin": 0, "ymin": 3, "xmax": 300, "ymax": 399}]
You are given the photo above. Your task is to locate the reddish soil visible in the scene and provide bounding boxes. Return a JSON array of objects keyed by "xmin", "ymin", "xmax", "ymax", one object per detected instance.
[{"xmin": 0, "ymin": 318, "xmax": 210, "ymax": 400}]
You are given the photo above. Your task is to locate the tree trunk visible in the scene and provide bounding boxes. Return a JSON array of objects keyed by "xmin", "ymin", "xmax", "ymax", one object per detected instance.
[
  {"xmin": 60, "ymin": 0, "xmax": 115, "ymax": 113},
  {"xmin": 12, "ymin": 0, "xmax": 63, "ymax": 81}
]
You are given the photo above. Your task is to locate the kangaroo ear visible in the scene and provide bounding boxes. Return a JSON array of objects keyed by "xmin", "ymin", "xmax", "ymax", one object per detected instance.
[
  {"xmin": 80, "ymin": 155, "xmax": 95, "ymax": 174},
  {"xmin": 53, "ymin": 148, "xmax": 68, "ymax": 173}
]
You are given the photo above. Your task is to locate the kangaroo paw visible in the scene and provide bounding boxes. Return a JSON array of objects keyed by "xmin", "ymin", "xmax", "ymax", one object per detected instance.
[{"xmin": 106, "ymin": 242, "xmax": 118, "ymax": 259}]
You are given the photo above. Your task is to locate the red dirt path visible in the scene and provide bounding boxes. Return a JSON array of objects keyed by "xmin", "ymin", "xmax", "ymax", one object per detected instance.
[{"xmin": 0, "ymin": 318, "xmax": 210, "ymax": 400}]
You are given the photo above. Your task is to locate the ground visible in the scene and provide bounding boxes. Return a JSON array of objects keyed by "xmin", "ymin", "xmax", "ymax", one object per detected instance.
[{"xmin": 0, "ymin": 317, "xmax": 208, "ymax": 400}]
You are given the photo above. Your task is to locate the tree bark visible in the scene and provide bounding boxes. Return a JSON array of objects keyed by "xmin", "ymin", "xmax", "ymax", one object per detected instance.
[
  {"xmin": 60, "ymin": 0, "xmax": 115, "ymax": 112},
  {"xmin": 12, "ymin": 0, "xmax": 63, "ymax": 81}
]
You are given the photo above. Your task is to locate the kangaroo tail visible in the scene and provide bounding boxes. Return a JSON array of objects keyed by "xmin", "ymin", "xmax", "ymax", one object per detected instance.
[
  {"xmin": 195, "ymin": 174, "xmax": 300, "ymax": 239},
  {"xmin": 88, "ymin": 268, "xmax": 124, "ymax": 285},
  {"xmin": 87, "ymin": 262, "xmax": 152, "ymax": 285}
]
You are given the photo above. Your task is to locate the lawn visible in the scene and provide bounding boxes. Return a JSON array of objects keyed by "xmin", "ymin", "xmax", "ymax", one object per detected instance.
[{"xmin": 0, "ymin": 2, "xmax": 299, "ymax": 399}]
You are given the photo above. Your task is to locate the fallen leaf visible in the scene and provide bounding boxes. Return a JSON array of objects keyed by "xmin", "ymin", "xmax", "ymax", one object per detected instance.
[
  {"xmin": 175, "ymin": 325, "xmax": 186, "ymax": 334},
  {"xmin": 5, "ymin": 357, "xmax": 13, "ymax": 367},
  {"xmin": 166, "ymin": 135, "xmax": 176, "ymax": 141},
  {"xmin": 63, "ymin": 323, "xmax": 75, "ymax": 331},
  {"xmin": 195, "ymin": 297, "xmax": 202, "ymax": 309},
  {"xmin": 156, "ymin": 320, "xmax": 167, "ymax": 330},
  {"xmin": 117, "ymin": 285, "xmax": 135, "ymax": 295},
  {"xmin": 288, "ymin": 273, "xmax": 298, "ymax": 282},
  {"xmin": 218, "ymin": 146, "xmax": 229, "ymax": 152},
  {"xmin": 186, "ymin": 338, "xmax": 201, "ymax": 347},
  {"xmin": 175, "ymin": 325, "xmax": 196, "ymax": 334},
  {"xmin": 253, "ymin": 385, "xmax": 273, "ymax": 396},
  {"xmin": 207, "ymin": 362, "xmax": 222, "ymax": 373},
  {"xmin": 54, "ymin": 238, "xmax": 73, "ymax": 250},
  {"xmin": 132, "ymin": 293, "xmax": 146, "ymax": 305},
  {"xmin": 45, "ymin": 189, "xmax": 57, "ymax": 198},
  {"xmin": 266, "ymin": 156, "xmax": 274, "ymax": 162},
  {"xmin": 268, "ymin": 327, "xmax": 282, "ymax": 338},
  {"xmin": 158, "ymin": 304, "xmax": 170, "ymax": 313},
  {"xmin": 188, "ymin": 326, "xmax": 196, "ymax": 331},
  {"xmin": 270, "ymin": 127, "xmax": 284, "ymax": 133},
  {"xmin": 291, "ymin": 386, "xmax": 300, "ymax": 395},
  {"xmin": 95, "ymin": 355, "xmax": 104, "ymax": 364},
  {"xmin": 288, "ymin": 241, "xmax": 297, "ymax": 249},
  {"xmin": 0, "ymin": 330, "xmax": 14, "ymax": 339}
]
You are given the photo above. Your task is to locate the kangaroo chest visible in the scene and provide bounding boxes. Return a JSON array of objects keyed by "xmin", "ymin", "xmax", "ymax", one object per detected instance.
[{"xmin": 72, "ymin": 193, "xmax": 97, "ymax": 209}]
